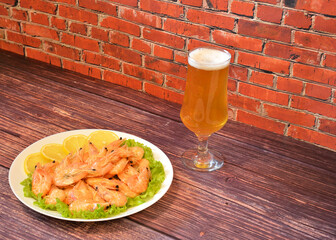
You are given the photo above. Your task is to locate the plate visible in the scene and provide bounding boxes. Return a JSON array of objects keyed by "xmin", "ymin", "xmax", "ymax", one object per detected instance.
[{"xmin": 9, "ymin": 129, "xmax": 174, "ymax": 222}]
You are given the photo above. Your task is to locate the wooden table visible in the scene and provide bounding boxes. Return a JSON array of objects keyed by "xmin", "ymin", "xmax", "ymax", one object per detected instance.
[{"xmin": 0, "ymin": 50, "xmax": 335, "ymax": 240}]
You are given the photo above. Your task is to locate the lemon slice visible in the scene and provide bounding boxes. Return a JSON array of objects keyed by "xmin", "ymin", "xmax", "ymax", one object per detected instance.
[
  {"xmin": 87, "ymin": 130, "xmax": 119, "ymax": 150},
  {"xmin": 41, "ymin": 143, "xmax": 68, "ymax": 162},
  {"xmin": 24, "ymin": 152, "xmax": 50, "ymax": 175},
  {"xmin": 63, "ymin": 134, "xmax": 88, "ymax": 154}
]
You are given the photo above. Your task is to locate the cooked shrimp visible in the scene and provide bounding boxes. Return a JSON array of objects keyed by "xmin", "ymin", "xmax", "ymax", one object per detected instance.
[
  {"xmin": 128, "ymin": 147, "xmax": 144, "ymax": 164},
  {"xmin": 86, "ymin": 177, "xmax": 138, "ymax": 198},
  {"xmin": 69, "ymin": 200, "xmax": 110, "ymax": 212},
  {"xmin": 44, "ymin": 185, "xmax": 66, "ymax": 205},
  {"xmin": 64, "ymin": 180, "xmax": 93, "ymax": 205},
  {"xmin": 118, "ymin": 159, "xmax": 151, "ymax": 194},
  {"xmin": 104, "ymin": 157, "xmax": 129, "ymax": 178},
  {"xmin": 53, "ymin": 154, "xmax": 89, "ymax": 187},
  {"xmin": 106, "ymin": 139, "xmax": 125, "ymax": 152},
  {"xmin": 95, "ymin": 184, "xmax": 128, "ymax": 207},
  {"xmin": 32, "ymin": 163, "xmax": 53, "ymax": 197}
]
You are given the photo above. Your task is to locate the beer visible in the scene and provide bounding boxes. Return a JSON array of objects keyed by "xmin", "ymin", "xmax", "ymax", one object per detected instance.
[{"xmin": 180, "ymin": 47, "xmax": 231, "ymax": 137}]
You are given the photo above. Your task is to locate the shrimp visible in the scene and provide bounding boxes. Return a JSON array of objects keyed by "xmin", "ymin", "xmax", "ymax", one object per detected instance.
[
  {"xmin": 69, "ymin": 200, "xmax": 110, "ymax": 212},
  {"xmin": 128, "ymin": 147, "xmax": 144, "ymax": 164},
  {"xmin": 104, "ymin": 157, "xmax": 129, "ymax": 178},
  {"xmin": 64, "ymin": 180, "xmax": 92, "ymax": 205},
  {"xmin": 118, "ymin": 159, "xmax": 151, "ymax": 194},
  {"xmin": 86, "ymin": 177, "xmax": 138, "ymax": 198},
  {"xmin": 95, "ymin": 184, "xmax": 128, "ymax": 207},
  {"xmin": 106, "ymin": 139, "xmax": 125, "ymax": 152},
  {"xmin": 44, "ymin": 185, "xmax": 66, "ymax": 205},
  {"xmin": 53, "ymin": 154, "xmax": 89, "ymax": 187},
  {"xmin": 32, "ymin": 163, "xmax": 53, "ymax": 197}
]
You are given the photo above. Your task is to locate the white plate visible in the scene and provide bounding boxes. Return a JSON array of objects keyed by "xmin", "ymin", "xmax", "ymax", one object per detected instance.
[{"xmin": 9, "ymin": 129, "xmax": 174, "ymax": 222}]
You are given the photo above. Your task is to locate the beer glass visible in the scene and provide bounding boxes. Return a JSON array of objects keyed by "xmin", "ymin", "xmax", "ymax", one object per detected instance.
[{"xmin": 180, "ymin": 47, "xmax": 231, "ymax": 171}]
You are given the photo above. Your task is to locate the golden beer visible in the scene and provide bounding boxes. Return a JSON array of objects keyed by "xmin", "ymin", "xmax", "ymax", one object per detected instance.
[{"xmin": 180, "ymin": 48, "xmax": 230, "ymax": 137}]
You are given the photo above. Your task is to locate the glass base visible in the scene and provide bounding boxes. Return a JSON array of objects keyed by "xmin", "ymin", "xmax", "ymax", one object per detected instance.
[{"xmin": 181, "ymin": 149, "xmax": 224, "ymax": 172}]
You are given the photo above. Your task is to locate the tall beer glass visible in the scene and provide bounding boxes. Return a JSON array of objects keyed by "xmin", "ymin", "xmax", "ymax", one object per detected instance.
[{"xmin": 180, "ymin": 47, "xmax": 231, "ymax": 171}]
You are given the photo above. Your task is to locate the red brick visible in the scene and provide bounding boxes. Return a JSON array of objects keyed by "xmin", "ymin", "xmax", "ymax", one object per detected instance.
[
  {"xmin": 295, "ymin": 0, "xmax": 336, "ymax": 16},
  {"xmin": 0, "ymin": 17, "xmax": 20, "ymax": 32},
  {"xmin": 255, "ymin": 0, "xmax": 279, "ymax": 4},
  {"xmin": 109, "ymin": 31, "xmax": 129, "ymax": 47},
  {"xmin": 11, "ymin": 9, "xmax": 28, "ymax": 20},
  {"xmin": 91, "ymin": 27, "xmax": 108, "ymax": 42},
  {"xmin": 238, "ymin": 19, "xmax": 291, "ymax": 42},
  {"xmin": 174, "ymin": 51, "xmax": 188, "ymax": 65},
  {"xmin": 0, "ymin": 0, "xmax": 16, "ymax": 5},
  {"xmin": 264, "ymin": 42, "xmax": 320, "ymax": 65},
  {"xmin": 238, "ymin": 51, "xmax": 290, "ymax": 74},
  {"xmin": 237, "ymin": 110, "xmax": 286, "ymax": 135},
  {"xmin": 323, "ymin": 54, "xmax": 336, "ymax": 69},
  {"xmin": 239, "ymin": 82, "xmax": 289, "ymax": 105},
  {"xmin": 277, "ymin": 77, "xmax": 303, "ymax": 94},
  {"xmin": 187, "ymin": 8, "xmax": 235, "ymax": 31},
  {"xmin": 181, "ymin": 0, "xmax": 202, "ymax": 7},
  {"xmin": 165, "ymin": 75, "xmax": 186, "ymax": 91},
  {"xmin": 229, "ymin": 65, "xmax": 248, "ymax": 81},
  {"xmin": 187, "ymin": 39, "xmax": 235, "ymax": 62},
  {"xmin": 319, "ymin": 119, "xmax": 336, "ymax": 135},
  {"xmin": 0, "ymin": 5, "xmax": 8, "ymax": 16},
  {"xmin": 314, "ymin": 15, "xmax": 336, "ymax": 34},
  {"xmin": 143, "ymin": 28, "xmax": 185, "ymax": 50},
  {"xmin": 145, "ymin": 56, "xmax": 187, "ymax": 78},
  {"xmin": 228, "ymin": 79, "xmax": 237, "ymax": 91},
  {"xmin": 22, "ymin": 23, "xmax": 59, "ymax": 40},
  {"xmin": 83, "ymin": 51, "xmax": 120, "ymax": 70},
  {"xmin": 62, "ymin": 33, "xmax": 99, "ymax": 52},
  {"xmin": 293, "ymin": 63, "xmax": 336, "ymax": 86},
  {"xmin": 108, "ymin": 0, "xmax": 137, "ymax": 7},
  {"xmin": 70, "ymin": 22, "xmax": 87, "ymax": 35},
  {"xmin": 123, "ymin": 63, "xmax": 164, "ymax": 84},
  {"xmin": 213, "ymin": 30, "xmax": 263, "ymax": 52},
  {"xmin": 51, "ymin": 0, "xmax": 76, "ymax": 4},
  {"xmin": 21, "ymin": 0, "xmax": 56, "ymax": 14},
  {"xmin": 144, "ymin": 82, "xmax": 183, "ymax": 104},
  {"xmin": 257, "ymin": 5, "xmax": 282, "ymax": 23},
  {"xmin": 51, "ymin": 17, "xmax": 66, "ymax": 30},
  {"xmin": 63, "ymin": 59, "xmax": 101, "ymax": 79},
  {"xmin": 44, "ymin": 41, "xmax": 80, "ymax": 60},
  {"xmin": 104, "ymin": 70, "xmax": 142, "ymax": 91},
  {"xmin": 0, "ymin": 29, "xmax": 5, "ymax": 39},
  {"xmin": 78, "ymin": 0, "xmax": 117, "ymax": 16},
  {"xmin": 305, "ymin": 83, "xmax": 332, "ymax": 100},
  {"xmin": 131, "ymin": 38, "xmax": 151, "ymax": 54},
  {"xmin": 31, "ymin": 12, "xmax": 49, "ymax": 26},
  {"xmin": 100, "ymin": 16, "xmax": 140, "ymax": 36},
  {"xmin": 205, "ymin": 0, "xmax": 228, "ymax": 11},
  {"xmin": 291, "ymin": 96, "xmax": 336, "ymax": 118},
  {"xmin": 0, "ymin": 40, "xmax": 23, "ymax": 55},
  {"xmin": 295, "ymin": 31, "xmax": 336, "ymax": 53},
  {"xmin": 59, "ymin": 5, "xmax": 98, "ymax": 25},
  {"xmin": 25, "ymin": 47, "xmax": 61, "ymax": 67},
  {"xmin": 231, "ymin": 0, "xmax": 255, "ymax": 17},
  {"xmin": 104, "ymin": 44, "xmax": 142, "ymax": 65},
  {"xmin": 287, "ymin": 125, "xmax": 336, "ymax": 151},
  {"xmin": 283, "ymin": 9, "xmax": 312, "ymax": 29},
  {"xmin": 228, "ymin": 93, "xmax": 261, "ymax": 113},
  {"xmin": 154, "ymin": 45, "xmax": 173, "ymax": 60},
  {"xmin": 140, "ymin": 0, "xmax": 184, "ymax": 18},
  {"xmin": 7, "ymin": 31, "xmax": 41, "ymax": 48},
  {"xmin": 163, "ymin": 18, "xmax": 210, "ymax": 41},
  {"xmin": 249, "ymin": 71, "xmax": 274, "ymax": 87},
  {"xmin": 120, "ymin": 7, "xmax": 162, "ymax": 28},
  {"xmin": 264, "ymin": 104, "xmax": 315, "ymax": 127}
]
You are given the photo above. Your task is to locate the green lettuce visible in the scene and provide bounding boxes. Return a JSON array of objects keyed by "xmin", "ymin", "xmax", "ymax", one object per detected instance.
[{"xmin": 21, "ymin": 139, "xmax": 165, "ymax": 219}]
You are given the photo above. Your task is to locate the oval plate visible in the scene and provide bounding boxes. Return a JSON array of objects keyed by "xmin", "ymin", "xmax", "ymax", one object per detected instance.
[{"xmin": 9, "ymin": 129, "xmax": 174, "ymax": 222}]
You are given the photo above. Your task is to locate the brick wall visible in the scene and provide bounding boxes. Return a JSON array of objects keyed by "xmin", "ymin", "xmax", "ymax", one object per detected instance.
[{"xmin": 0, "ymin": 0, "xmax": 335, "ymax": 151}]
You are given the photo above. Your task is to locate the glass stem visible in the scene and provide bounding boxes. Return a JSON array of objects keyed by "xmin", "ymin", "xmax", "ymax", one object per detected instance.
[{"xmin": 197, "ymin": 136, "xmax": 209, "ymax": 158}]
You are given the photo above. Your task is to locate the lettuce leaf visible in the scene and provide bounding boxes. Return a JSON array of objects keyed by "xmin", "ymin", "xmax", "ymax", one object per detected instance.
[{"xmin": 21, "ymin": 139, "xmax": 165, "ymax": 219}]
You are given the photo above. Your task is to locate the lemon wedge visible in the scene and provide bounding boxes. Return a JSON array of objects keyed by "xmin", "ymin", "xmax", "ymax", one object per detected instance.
[
  {"xmin": 87, "ymin": 130, "xmax": 119, "ymax": 150},
  {"xmin": 24, "ymin": 152, "xmax": 50, "ymax": 175},
  {"xmin": 63, "ymin": 134, "xmax": 88, "ymax": 154},
  {"xmin": 41, "ymin": 143, "xmax": 68, "ymax": 162}
]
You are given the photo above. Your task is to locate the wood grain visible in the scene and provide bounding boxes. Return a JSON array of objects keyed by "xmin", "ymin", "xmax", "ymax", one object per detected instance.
[{"xmin": 0, "ymin": 49, "xmax": 335, "ymax": 239}]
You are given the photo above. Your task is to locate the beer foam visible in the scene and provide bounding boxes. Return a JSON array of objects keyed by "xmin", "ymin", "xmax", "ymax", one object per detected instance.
[{"xmin": 188, "ymin": 48, "xmax": 231, "ymax": 70}]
